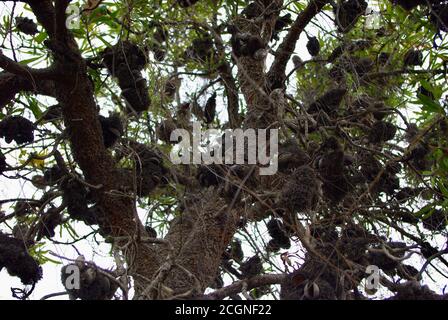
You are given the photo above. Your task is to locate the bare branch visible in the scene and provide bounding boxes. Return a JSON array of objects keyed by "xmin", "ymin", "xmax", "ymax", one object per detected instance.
[{"xmin": 202, "ymin": 274, "xmax": 286, "ymax": 300}]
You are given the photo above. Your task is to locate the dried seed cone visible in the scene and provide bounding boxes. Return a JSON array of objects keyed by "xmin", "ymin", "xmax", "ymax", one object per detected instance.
[{"xmin": 279, "ymin": 165, "xmax": 319, "ymax": 213}]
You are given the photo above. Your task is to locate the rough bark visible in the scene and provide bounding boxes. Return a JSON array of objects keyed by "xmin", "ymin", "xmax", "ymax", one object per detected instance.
[
  {"xmin": 267, "ymin": 0, "xmax": 330, "ymax": 89},
  {"xmin": 0, "ymin": 0, "xmax": 331, "ymax": 300},
  {"xmin": 42, "ymin": 8, "xmax": 240, "ymax": 299}
]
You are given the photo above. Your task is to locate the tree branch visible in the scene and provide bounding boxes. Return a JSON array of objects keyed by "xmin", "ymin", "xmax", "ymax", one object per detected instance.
[
  {"xmin": 0, "ymin": 51, "xmax": 61, "ymax": 80},
  {"xmin": 219, "ymin": 63, "xmax": 241, "ymax": 128},
  {"xmin": 27, "ymin": 0, "xmax": 56, "ymax": 38},
  {"xmin": 267, "ymin": 0, "xmax": 329, "ymax": 89},
  {"xmin": 202, "ymin": 274, "xmax": 286, "ymax": 300},
  {"xmin": 54, "ymin": 0, "xmax": 71, "ymax": 41},
  {"xmin": 0, "ymin": 1, "xmax": 56, "ymax": 36},
  {"xmin": 0, "ymin": 71, "xmax": 56, "ymax": 108}
]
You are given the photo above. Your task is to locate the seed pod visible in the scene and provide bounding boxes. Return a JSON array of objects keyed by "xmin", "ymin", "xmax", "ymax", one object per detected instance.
[
  {"xmin": 44, "ymin": 165, "xmax": 65, "ymax": 185},
  {"xmin": 403, "ymin": 49, "xmax": 423, "ymax": 66},
  {"xmin": 319, "ymin": 139, "xmax": 352, "ymax": 202},
  {"xmin": 125, "ymin": 141, "xmax": 168, "ymax": 196},
  {"xmin": 164, "ymin": 77, "xmax": 182, "ymax": 100},
  {"xmin": 421, "ymin": 242, "xmax": 438, "ymax": 259},
  {"xmin": 278, "ymin": 139, "xmax": 310, "ymax": 173},
  {"xmin": 292, "ymin": 56, "xmax": 303, "ymax": 69},
  {"xmin": 409, "ymin": 143, "xmax": 431, "ymax": 171},
  {"xmin": 197, "ymin": 164, "xmax": 222, "ymax": 187},
  {"xmin": 121, "ymin": 79, "xmax": 151, "ymax": 114},
  {"xmin": 115, "ymin": 67, "xmax": 142, "ymax": 90},
  {"xmin": 15, "ymin": 17, "xmax": 38, "ymax": 35},
  {"xmin": 368, "ymin": 121, "xmax": 397, "ymax": 143},
  {"xmin": 241, "ymin": 2, "xmax": 263, "ymax": 19},
  {"xmin": 101, "ymin": 41, "xmax": 148, "ymax": 75},
  {"xmin": 405, "ymin": 123, "xmax": 419, "ymax": 142},
  {"xmin": 231, "ymin": 32, "xmax": 265, "ymax": 58},
  {"xmin": 152, "ymin": 45, "xmax": 166, "ymax": 62},
  {"xmin": 0, "ymin": 116, "xmax": 35, "ymax": 144},
  {"xmin": 204, "ymin": 92, "xmax": 217, "ymax": 124},
  {"xmin": 14, "ymin": 201, "xmax": 34, "ymax": 217},
  {"xmin": 281, "ymin": 270, "xmax": 337, "ymax": 300},
  {"xmin": 306, "ymin": 36, "xmax": 320, "ymax": 56},
  {"xmin": 99, "ymin": 113, "xmax": 123, "ymax": 148},
  {"xmin": 275, "ymin": 14, "xmax": 293, "ymax": 31},
  {"xmin": 371, "ymin": 102, "xmax": 391, "ymax": 120},
  {"xmin": 31, "ymin": 175, "xmax": 47, "ymax": 189},
  {"xmin": 333, "ymin": 0, "xmax": 368, "ymax": 33},
  {"xmin": 61, "ymin": 262, "xmax": 118, "ymax": 300},
  {"xmin": 36, "ymin": 207, "xmax": 63, "ymax": 240},
  {"xmin": 145, "ymin": 225, "xmax": 157, "ymax": 238},
  {"xmin": 272, "ymin": 14, "xmax": 293, "ymax": 40},
  {"xmin": 266, "ymin": 219, "xmax": 291, "ymax": 251},
  {"xmin": 226, "ymin": 239, "xmax": 244, "ymax": 262},
  {"xmin": 239, "ymin": 255, "xmax": 263, "ymax": 278},
  {"xmin": 0, "ymin": 232, "xmax": 42, "ymax": 285},
  {"xmin": 353, "ymin": 57, "xmax": 374, "ymax": 77},
  {"xmin": 308, "ymin": 88, "xmax": 347, "ymax": 115},
  {"xmin": 279, "ymin": 165, "xmax": 319, "ymax": 213},
  {"xmin": 156, "ymin": 118, "xmax": 177, "ymax": 144},
  {"xmin": 184, "ymin": 37, "xmax": 215, "ymax": 62}
]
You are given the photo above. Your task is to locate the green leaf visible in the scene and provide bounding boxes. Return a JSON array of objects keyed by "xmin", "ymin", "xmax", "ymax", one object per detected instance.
[
  {"xmin": 25, "ymin": 96, "xmax": 42, "ymax": 118},
  {"xmin": 416, "ymin": 204, "xmax": 434, "ymax": 218},
  {"xmin": 417, "ymin": 95, "xmax": 445, "ymax": 114},
  {"xmin": 19, "ymin": 56, "xmax": 41, "ymax": 66},
  {"xmin": 34, "ymin": 32, "xmax": 47, "ymax": 44}
]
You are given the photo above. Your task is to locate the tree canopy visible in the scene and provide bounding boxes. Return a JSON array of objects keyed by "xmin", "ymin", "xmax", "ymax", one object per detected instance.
[{"xmin": 0, "ymin": 0, "xmax": 448, "ymax": 300}]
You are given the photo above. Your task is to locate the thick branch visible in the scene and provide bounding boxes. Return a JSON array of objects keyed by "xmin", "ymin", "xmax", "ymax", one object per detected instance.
[
  {"xmin": 0, "ymin": 51, "xmax": 61, "ymax": 81},
  {"xmin": 267, "ymin": 0, "xmax": 329, "ymax": 89},
  {"xmin": 54, "ymin": 0, "xmax": 71, "ymax": 41},
  {"xmin": 218, "ymin": 63, "xmax": 241, "ymax": 128},
  {"xmin": 0, "ymin": 71, "xmax": 56, "ymax": 108},
  {"xmin": 202, "ymin": 274, "xmax": 286, "ymax": 300},
  {"xmin": 136, "ymin": 190, "xmax": 240, "ymax": 298},
  {"xmin": 27, "ymin": 0, "xmax": 56, "ymax": 38}
]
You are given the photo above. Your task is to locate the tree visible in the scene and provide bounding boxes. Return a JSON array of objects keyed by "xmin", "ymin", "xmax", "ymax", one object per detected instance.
[{"xmin": 0, "ymin": 0, "xmax": 448, "ymax": 300}]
